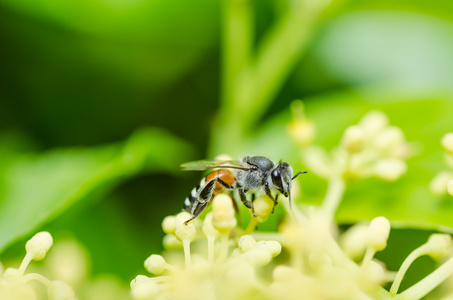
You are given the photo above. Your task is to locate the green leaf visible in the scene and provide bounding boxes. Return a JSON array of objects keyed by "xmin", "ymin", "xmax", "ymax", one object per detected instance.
[{"xmin": 0, "ymin": 127, "xmax": 194, "ymax": 253}]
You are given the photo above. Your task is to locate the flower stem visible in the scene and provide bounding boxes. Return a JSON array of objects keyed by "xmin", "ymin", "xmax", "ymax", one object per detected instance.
[
  {"xmin": 321, "ymin": 177, "xmax": 346, "ymax": 220},
  {"xmin": 396, "ymin": 256, "xmax": 453, "ymax": 300},
  {"xmin": 390, "ymin": 246, "xmax": 428, "ymax": 295},
  {"xmin": 182, "ymin": 240, "xmax": 192, "ymax": 268},
  {"xmin": 217, "ymin": 234, "xmax": 230, "ymax": 264},
  {"xmin": 18, "ymin": 252, "xmax": 33, "ymax": 276},
  {"xmin": 207, "ymin": 235, "xmax": 216, "ymax": 264},
  {"xmin": 244, "ymin": 216, "xmax": 258, "ymax": 234}
]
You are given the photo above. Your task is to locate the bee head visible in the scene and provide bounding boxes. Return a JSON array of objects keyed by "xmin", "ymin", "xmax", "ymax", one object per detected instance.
[{"xmin": 271, "ymin": 162, "xmax": 307, "ymax": 208}]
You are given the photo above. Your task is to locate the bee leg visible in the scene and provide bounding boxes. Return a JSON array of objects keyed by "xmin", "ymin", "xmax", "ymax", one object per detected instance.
[
  {"xmin": 184, "ymin": 200, "xmax": 208, "ymax": 225},
  {"xmin": 239, "ymin": 188, "xmax": 255, "ymax": 217},
  {"xmin": 184, "ymin": 180, "xmax": 217, "ymax": 224},
  {"xmin": 264, "ymin": 182, "xmax": 277, "ymax": 214}
]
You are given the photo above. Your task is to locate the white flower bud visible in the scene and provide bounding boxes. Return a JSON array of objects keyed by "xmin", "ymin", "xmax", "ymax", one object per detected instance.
[
  {"xmin": 374, "ymin": 126, "xmax": 406, "ymax": 156},
  {"xmin": 25, "ymin": 231, "xmax": 53, "ymax": 261},
  {"xmin": 442, "ymin": 133, "xmax": 453, "ymax": 153},
  {"xmin": 280, "ymin": 223, "xmax": 304, "ymax": 249},
  {"xmin": 162, "ymin": 234, "xmax": 183, "ymax": 249},
  {"xmin": 144, "ymin": 255, "xmax": 167, "ymax": 275},
  {"xmin": 288, "ymin": 119, "xmax": 316, "ymax": 146},
  {"xmin": 361, "ymin": 260, "xmax": 386, "ymax": 286},
  {"xmin": 253, "ymin": 195, "xmax": 274, "ymax": 223},
  {"xmin": 256, "ymin": 240, "xmax": 282, "ymax": 257},
  {"xmin": 424, "ymin": 234, "xmax": 451, "ymax": 260},
  {"xmin": 130, "ymin": 275, "xmax": 159, "ymax": 300},
  {"xmin": 374, "ymin": 158, "xmax": 407, "ymax": 181},
  {"xmin": 243, "ymin": 247, "xmax": 272, "ymax": 267},
  {"xmin": 48, "ymin": 280, "xmax": 75, "ymax": 300},
  {"xmin": 430, "ymin": 172, "xmax": 453, "ymax": 196},
  {"xmin": 238, "ymin": 235, "xmax": 256, "ymax": 252},
  {"xmin": 162, "ymin": 216, "xmax": 176, "ymax": 235},
  {"xmin": 340, "ymin": 223, "xmax": 368, "ymax": 260},
  {"xmin": 359, "ymin": 111, "xmax": 389, "ymax": 136},
  {"xmin": 174, "ymin": 212, "xmax": 196, "ymax": 242},
  {"xmin": 202, "ymin": 213, "xmax": 220, "ymax": 238},
  {"xmin": 448, "ymin": 180, "xmax": 453, "ymax": 197},
  {"xmin": 212, "ymin": 194, "xmax": 237, "ymax": 233},
  {"xmin": 3, "ymin": 268, "xmax": 20, "ymax": 280},
  {"xmin": 366, "ymin": 217, "xmax": 391, "ymax": 252},
  {"xmin": 342, "ymin": 126, "xmax": 365, "ymax": 153}
]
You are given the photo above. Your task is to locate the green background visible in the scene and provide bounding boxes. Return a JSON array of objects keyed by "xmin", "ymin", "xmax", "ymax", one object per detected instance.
[{"xmin": 1, "ymin": 0, "xmax": 453, "ymax": 297}]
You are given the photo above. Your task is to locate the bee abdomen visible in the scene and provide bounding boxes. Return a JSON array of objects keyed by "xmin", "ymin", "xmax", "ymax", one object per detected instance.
[{"xmin": 182, "ymin": 169, "xmax": 235, "ymax": 213}]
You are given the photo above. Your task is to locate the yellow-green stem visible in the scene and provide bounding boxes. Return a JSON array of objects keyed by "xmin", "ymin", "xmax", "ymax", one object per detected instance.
[
  {"xmin": 18, "ymin": 252, "xmax": 33, "ymax": 276},
  {"xmin": 321, "ymin": 177, "xmax": 346, "ymax": 220},
  {"xmin": 396, "ymin": 256, "xmax": 453, "ymax": 300},
  {"xmin": 182, "ymin": 240, "xmax": 192, "ymax": 268},
  {"xmin": 390, "ymin": 246, "xmax": 428, "ymax": 295}
]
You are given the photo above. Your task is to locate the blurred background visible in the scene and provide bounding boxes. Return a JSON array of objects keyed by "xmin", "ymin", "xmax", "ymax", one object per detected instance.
[{"xmin": 1, "ymin": 0, "xmax": 453, "ymax": 298}]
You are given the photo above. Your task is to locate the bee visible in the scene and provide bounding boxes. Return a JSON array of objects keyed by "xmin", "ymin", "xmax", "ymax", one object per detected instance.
[{"xmin": 181, "ymin": 156, "xmax": 307, "ymax": 224}]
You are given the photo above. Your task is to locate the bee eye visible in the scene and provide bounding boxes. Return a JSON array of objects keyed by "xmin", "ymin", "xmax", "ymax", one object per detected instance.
[{"xmin": 272, "ymin": 169, "xmax": 283, "ymax": 191}]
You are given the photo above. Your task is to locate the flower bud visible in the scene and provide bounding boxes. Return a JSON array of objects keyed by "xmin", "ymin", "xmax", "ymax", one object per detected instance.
[
  {"xmin": 162, "ymin": 234, "xmax": 183, "ymax": 249},
  {"xmin": 3, "ymin": 268, "xmax": 20, "ymax": 280},
  {"xmin": 340, "ymin": 223, "xmax": 368, "ymax": 260},
  {"xmin": 424, "ymin": 234, "xmax": 451, "ymax": 260},
  {"xmin": 48, "ymin": 280, "xmax": 75, "ymax": 300},
  {"xmin": 342, "ymin": 126, "xmax": 365, "ymax": 153},
  {"xmin": 288, "ymin": 100, "xmax": 316, "ymax": 146},
  {"xmin": 361, "ymin": 260, "xmax": 386, "ymax": 286},
  {"xmin": 238, "ymin": 235, "xmax": 256, "ymax": 252},
  {"xmin": 175, "ymin": 212, "xmax": 196, "ymax": 242},
  {"xmin": 448, "ymin": 180, "xmax": 453, "ymax": 197},
  {"xmin": 366, "ymin": 217, "xmax": 391, "ymax": 252},
  {"xmin": 25, "ymin": 231, "xmax": 53, "ymax": 261},
  {"xmin": 202, "ymin": 213, "xmax": 220, "ymax": 238},
  {"xmin": 144, "ymin": 255, "xmax": 167, "ymax": 275},
  {"xmin": 441, "ymin": 133, "xmax": 453, "ymax": 154},
  {"xmin": 359, "ymin": 111, "xmax": 389, "ymax": 136},
  {"xmin": 253, "ymin": 195, "xmax": 274, "ymax": 223},
  {"xmin": 374, "ymin": 158, "xmax": 407, "ymax": 181},
  {"xmin": 162, "ymin": 216, "xmax": 176, "ymax": 235},
  {"xmin": 288, "ymin": 119, "xmax": 316, "ymax": 146},
  {"xmin": 243, "ymin": 247, "xmax": 272, "ymax": 267},
  {"xmin": 130, "ymin": 275, "xmax": 159, "ymax": 300},
  {"xmin": 374, "ymin": 126, "xmax": 405, "ymax": 153},
  {"xmin": 430, "ymin": 172, "xmax": 453, "ymax": 196},
  {"xmin": 212, "ymin": 194, "xmax": 237, "ymax": 233},
  {"xmin": 256, "ymin": 240, "xmax": 282, "ymax": 257}
]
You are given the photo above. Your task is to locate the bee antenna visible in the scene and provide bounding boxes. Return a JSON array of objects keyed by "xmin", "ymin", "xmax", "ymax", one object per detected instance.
[{"xmin": 291, "ymin": 171, "xmax": 308, "ymax": 181}]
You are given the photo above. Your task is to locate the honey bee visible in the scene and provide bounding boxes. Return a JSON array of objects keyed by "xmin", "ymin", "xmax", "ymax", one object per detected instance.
[{"xmin": 181, "ymin": 156, "xmax": 307, "ymax": 224}]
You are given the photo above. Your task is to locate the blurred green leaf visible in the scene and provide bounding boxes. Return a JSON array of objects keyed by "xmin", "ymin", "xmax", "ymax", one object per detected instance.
[
  {"xmin": 313, "ymin": 11, "xmax": 453, "ymax": 89},
  {"xmin": 0, "ymin": 128, "xmax": 194, "ymax": 252}
]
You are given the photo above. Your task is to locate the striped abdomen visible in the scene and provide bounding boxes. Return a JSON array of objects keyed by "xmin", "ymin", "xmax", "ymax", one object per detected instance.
[{"xmin": 183, "ymin": 169, "xmax": 236, "ymax": 213}]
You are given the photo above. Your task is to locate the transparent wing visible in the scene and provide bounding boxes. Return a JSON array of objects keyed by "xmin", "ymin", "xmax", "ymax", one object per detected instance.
[{"xmin": 181, "ymin": 159, "xmax": 253, "ymax": 171}]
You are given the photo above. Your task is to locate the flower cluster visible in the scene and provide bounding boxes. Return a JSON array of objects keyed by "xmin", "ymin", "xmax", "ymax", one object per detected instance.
[
  {"xmin": 430, "ymin": 132, "xmax": 453, "ymax": 196},
  {"xmin": 289, "ymin": 104, "xmax": 411, "ymax": 182},
  {"xmin": 132, "ymin": 108, "xmax": 453, "ymax": 300},
  {"xmin": 0, "ymin": 231, "xmax": 75, "ymax": 300}
]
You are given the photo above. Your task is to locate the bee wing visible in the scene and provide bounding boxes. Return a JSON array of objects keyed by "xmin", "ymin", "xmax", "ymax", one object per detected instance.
[{"xmin": 181, "ymin": 159, "xmax": 253, "ymax": 171}]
